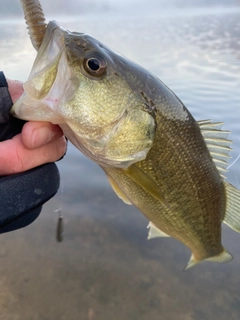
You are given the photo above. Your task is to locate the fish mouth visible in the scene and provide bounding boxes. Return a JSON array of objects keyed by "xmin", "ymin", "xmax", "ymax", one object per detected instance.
[{"xmin": 10, "ymin": 21, "xmax": 72, "ymax": 123}]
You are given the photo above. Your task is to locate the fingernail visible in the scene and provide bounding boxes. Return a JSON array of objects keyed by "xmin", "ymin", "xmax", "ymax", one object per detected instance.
[{"xmin": 31, "ymin": 126, "xmax": 55, "ymax": 148}]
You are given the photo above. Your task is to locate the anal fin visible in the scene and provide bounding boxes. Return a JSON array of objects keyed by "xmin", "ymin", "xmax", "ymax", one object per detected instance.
[{"xmin": 147, "ymin": 221, "xmax": 170, "ymax": 239}]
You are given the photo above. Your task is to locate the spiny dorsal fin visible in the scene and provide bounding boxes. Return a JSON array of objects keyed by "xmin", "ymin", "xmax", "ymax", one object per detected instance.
[
  {"xmin": 223, "ymin": 182, "xmax": 240, "ymax": 232},
  {"xmin": 198, "ymin": 120, "xmax": 232, "ymax": 179}
]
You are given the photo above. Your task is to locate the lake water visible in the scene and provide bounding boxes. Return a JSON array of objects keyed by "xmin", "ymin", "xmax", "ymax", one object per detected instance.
[{"xmin": 1, "ymin": 2, "xmax": 240, "ymax": 320}]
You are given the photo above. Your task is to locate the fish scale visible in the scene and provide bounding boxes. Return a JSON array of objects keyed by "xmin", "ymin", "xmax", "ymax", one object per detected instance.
[
  {"xmin": 104, "ymin": 113, "xmax": 225, "ymax": 260},
  {"xmin": 11, "ymin": 0, "xmax": 240, "ymax": 269}
]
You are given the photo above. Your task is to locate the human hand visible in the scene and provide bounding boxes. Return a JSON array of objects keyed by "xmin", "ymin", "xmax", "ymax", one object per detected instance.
[
  {"xmin": 0, "ymin": 79, "xmax": 67, "ymax": 175},
  {"xmin": 0, "ymin": 73, "xmax": 66, "ymax": 234}
]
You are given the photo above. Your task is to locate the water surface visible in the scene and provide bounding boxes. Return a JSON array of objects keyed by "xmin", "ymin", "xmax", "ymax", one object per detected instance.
[{"xmin": 1, "ymin": 2, "xmax": 240, "ymax": 320}]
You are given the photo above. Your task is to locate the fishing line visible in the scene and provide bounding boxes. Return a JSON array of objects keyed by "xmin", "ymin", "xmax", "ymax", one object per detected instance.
[
  {"xmin": 55, "ymin": 209, "xmax": 64, "ymax": 242},
  {"xmin": 54, "ymin": 179, "xmax": 64, "ymax": 242},
  {"xmin": 227, "ymin": 152, "xmax": 240, "ymax": 170}
]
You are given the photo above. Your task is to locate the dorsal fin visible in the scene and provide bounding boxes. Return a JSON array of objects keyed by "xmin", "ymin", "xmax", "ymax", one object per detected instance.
[
  {"xmin": 223, "ymin": 182, "xmax": 240, "ymax": 231},
  {"xmin": 197, "ymin": 120, "xmax": 232, "ymax": 179}
]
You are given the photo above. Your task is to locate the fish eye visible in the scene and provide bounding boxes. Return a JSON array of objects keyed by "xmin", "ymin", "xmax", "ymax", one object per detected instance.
[{"xmin": 83, "ymin": 53, "xmax": 107, "ymax": 77}]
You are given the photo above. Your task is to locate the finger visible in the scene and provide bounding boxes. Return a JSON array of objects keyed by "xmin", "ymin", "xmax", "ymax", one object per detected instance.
[
  {"xmin": 0, "ymin": 134, "xmax": 67, "ymax": 175},
  {"xmin": 21, "ymin": 121, "xmax": 64, "ymax": 149},
  {"xmin": 6, "ymin": 79, "xmax": 23, "ymax": 103}
]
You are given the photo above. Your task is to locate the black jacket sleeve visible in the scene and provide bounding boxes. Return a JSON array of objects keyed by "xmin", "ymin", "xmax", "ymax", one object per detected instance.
[{"xmin": 0, "ymin": 71, "xmax": 60, "ymax": 233}]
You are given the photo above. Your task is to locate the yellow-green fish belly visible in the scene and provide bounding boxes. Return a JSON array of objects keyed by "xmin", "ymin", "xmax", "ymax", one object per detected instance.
[{"xmin": 103, "ymin": 114, "xmax": 226, "ymax": 261}]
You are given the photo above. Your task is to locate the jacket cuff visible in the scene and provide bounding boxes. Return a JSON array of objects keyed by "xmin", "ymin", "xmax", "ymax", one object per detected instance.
[
  {"xmin": 0, "ymin": 71, "xmax": 8, "ymax": 87},
  {"xmin": 0, "ymin": 71, "xmax": 13, "ymax": 123}
]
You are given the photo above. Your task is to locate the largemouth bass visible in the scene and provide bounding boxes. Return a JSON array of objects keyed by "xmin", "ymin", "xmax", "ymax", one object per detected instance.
[{"xmin": 11, "ymin": 0, "xmax": 240, "ymax": 269}]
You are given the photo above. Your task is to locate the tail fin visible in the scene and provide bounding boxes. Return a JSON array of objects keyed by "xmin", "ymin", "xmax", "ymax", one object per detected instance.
[{"xmin": 184, "ymin": 249, "xmax": 233, "ymax": 271}]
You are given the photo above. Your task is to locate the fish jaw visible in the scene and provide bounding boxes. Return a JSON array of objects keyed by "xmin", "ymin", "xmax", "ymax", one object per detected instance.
[
  {"xmin": 11, "ymin": 21, "xmax": 75, "ymax": 124},
  {"xmin": 11, "ymin": 22, "xmax": 156, "ymax": 168}
]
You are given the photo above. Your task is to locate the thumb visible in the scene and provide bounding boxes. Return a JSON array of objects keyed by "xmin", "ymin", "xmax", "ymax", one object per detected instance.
[{"xmin": 6, "ymin": 79, "xmax": 23, "ymax": 103}]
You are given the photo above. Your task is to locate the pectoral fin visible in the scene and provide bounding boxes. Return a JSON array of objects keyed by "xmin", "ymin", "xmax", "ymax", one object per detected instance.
[{"xmin": 123, "ymin": 164, "xmax": 168, "ymax": 207}]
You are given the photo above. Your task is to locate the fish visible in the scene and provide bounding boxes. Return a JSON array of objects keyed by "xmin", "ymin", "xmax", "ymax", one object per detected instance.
[{"xmin": 11, "ymin": 0, "xmax": 240, "ymax": 269}]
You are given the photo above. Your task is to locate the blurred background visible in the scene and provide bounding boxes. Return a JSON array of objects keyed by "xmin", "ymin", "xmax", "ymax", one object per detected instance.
[
  {"xmin": 1, "ymin": 0, "xmax": 240, "ymax": 319},
  {"xmin": 1, "ymin": 0, "xmax": 240, "ymax": 16}
]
